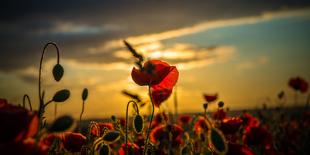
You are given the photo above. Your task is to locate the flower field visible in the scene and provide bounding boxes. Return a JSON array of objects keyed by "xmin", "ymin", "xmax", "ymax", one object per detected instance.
[{"xmin": 0, "ymin": 42, "xmax": 309, "ymax": 155}]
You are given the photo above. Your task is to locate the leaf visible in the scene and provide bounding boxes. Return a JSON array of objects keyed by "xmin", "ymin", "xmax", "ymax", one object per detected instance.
[
  {"xmin": 48, "ymin": 115, "xmax": 74, "ymax": 132},
  {"xmin": 82, "ymin": 88, "xmax": 88, "ymax": 101},
  {"xmin": 52, "ymin": 64, "xmax": 64, "ymax": 82},
  {"xmin": 99, "ymin": 144, "xmax": 110, "ymax": 155},
  {"xmin": 133, "ymin": 114, "xmax": 143, "ymax": 134},
  {"xmin": 209, "ymin": 128, "xmax": 227, "ymax": 154},
  {"xmin": 102, "ymin": 131, "xmax": 120, "ymax": 144},
  {"xmin": 53, "ymin": 89, "xmax": 70, "ymax": 102}
]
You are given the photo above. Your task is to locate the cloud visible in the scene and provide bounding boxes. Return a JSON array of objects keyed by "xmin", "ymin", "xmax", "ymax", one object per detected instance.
[
  {"xmin": 34, "ymin": 21, "xmax": 123, "ymax": 36},
  {"xmin": 236, "ymin": 56, "xmax": 268, "ymax": 70},
  {"xmin": 89, "ymin": 8, "xmax": 310, "ymax": 53}
]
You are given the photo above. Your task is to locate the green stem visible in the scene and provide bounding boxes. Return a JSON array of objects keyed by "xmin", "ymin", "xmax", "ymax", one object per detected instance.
[
  {"xmin": 143, "ymin": 86, "xmax": 155, "ymax": 155},
  {"xmin": 38, "ymin": 42, "xmax": 60, "ymax": 132},
  {"xmin": 23, "ymin": 94, "xmax": 32, "ymax": 111},
  {"xmin": 125, "ymin": 100, "xmax": 139, "ymax": 155},
  {"xmin": 44, "ymin": 99, "xmax": 53, "ymax": 107},
  {"xmin": 79, "ymin": 101, "xmax": 85, "ymax": 132},
  {"xmin": 204, "ymin": 108, "xmax": 212, "ymax": 128}
]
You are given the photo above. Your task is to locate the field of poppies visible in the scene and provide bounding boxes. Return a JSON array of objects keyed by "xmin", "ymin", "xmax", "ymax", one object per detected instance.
[{"xmin": 0, "ymin": 42, "xmax": 309, "ymax": 155}]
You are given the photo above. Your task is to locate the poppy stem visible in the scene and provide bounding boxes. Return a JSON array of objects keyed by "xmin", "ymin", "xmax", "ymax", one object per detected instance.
[
  {"xmin": 143, "ymin": 86, "xmax": 155, "ymax": 155},
  {"xmin": 203, "ymin": 108, "xmax": 212, "ymax": 128},
  {"xmin": 23, "ymin": 94, "xmax": 32, "ymax": 111},
  {"xmin": 38, "ymin": 42, "xmax": 60, "ymax": 133},
  {"xmin": 125, "ymin": 100, "xmax": 139, "ymax": 155},
  {"xmin": 79, "ymin": 100, "xmax": 85, "ymax": 132},
  {"xmin": 44, "ymin": 99, "xmax": 53, "ymax": 107}
]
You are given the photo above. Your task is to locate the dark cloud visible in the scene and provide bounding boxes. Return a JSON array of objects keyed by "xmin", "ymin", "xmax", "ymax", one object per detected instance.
[{"xmin": 0, "ymin": 0, "xmax": 309, "ymax": 71}]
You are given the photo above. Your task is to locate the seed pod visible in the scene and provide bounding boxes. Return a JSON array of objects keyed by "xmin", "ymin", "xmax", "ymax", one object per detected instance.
[{"xmin": 133, "ymin": 114, "xmax": 143, "ymax": 134}]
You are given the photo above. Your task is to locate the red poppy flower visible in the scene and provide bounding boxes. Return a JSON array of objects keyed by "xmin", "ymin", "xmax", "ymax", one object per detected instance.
[
  {"xmin": 61, "ymin": 132, "xmax": 86, "ymax": 152},
  {"xmin": 151, "ymin": 112, "xmax": 169, "ymax": 128},
  {"xmin": 39, "ymin": 133, "xmax": 62, "ymax": 152},
  {"xmin": 131, "ymin": 60, "xmax": 179, "ymax": 107},
  {"xmin": 119, "ymin": 118, "xmax": 126, "ymax": 127},
  {"xmin": 91, "ymin": 122, "xmax": 114, "ymax": 137},
  {"xmin": 178, "ymin": 114, "xmax": 192, "ymax": 126},
  {"xmin": 241, "ymin": 112, "xmax": 260, "ymax": 132},
  {"xmin": 0, "ymin": 138, "xmax": 48, "ymax": 155},
  {"xmin": 0, "ymin": 100, "xmax": 38, "ymax": 143},
  {"xmin": 150, "ymin": 124, "xmax": 184, "ymax": 148},
  {"xmin": 288, "ymin": 76, "xmax": 308, "ymax": 93},
  {"xmin": 243, "ymin": 127, "xmax": 273, "ymax": 149},
  {"xmin": 220, "ymin": 117, "xmax": 243, "ymax": 135},
  {"xmin": 119, "ymin": 143, "xmax": 142, "ymax": 155},
  {"xmin": 0, "ymin": 98, "xmax": 8, "ymax": 108},
  {"xmin": 151, "ymin": 85, "xmax": 173, "ymax": 107},
  {"xmin": 227, "ymin": 143, "xmax": 254, "ymax": 155},
  {"xmin": 131, "ymin": 60, "xmax": 177, "ymax": 86},
  {"xmin": 203, "ymin": 93, "xmax": 218, "ymax": 103},
  {"xmin": 194, "ymin": 117, "xmax": 209, "ymax": 134},
  {"xmin": 212, "ymin": 109, "xmax": 227, "ymax": 120}
]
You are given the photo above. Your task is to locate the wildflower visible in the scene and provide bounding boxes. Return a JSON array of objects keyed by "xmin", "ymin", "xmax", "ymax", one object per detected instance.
[
  {"xmin": 0, "ymin": 138, "xmax": 48, "ymax": 155},
  {"xmin": 194, "ymin": 117, "xmax": 209, "ymax": 134},
  {"xmin": 150, "ymin": 124, "xmax": 184, "ymax": 148},
  {"xmin": 151, "ymin": 112, "xmax": 169, "ymax": 128},
  {"xmin": 61, "ymin": 132, "xmax": 86, "ymax": 152},
  {"xmin": 220, "ymin": 117, "xmax": 243, "ymax": 135},
  {"xmin": 131, "ymin": 60, "xmax": 179, "ymax": 107},
  {"xmin": 151, "ymin": 86, "xmax": 173, "ymax": 107},
  {"xmin": 131, "ymin": 60, "xmax": 178, "ymax": 86},
  {"xmin": 0, "ymin": 99, "xmax": 38, "ymax": 143},
  {"xmin": 241, "ymin": 112, "xmax": 260, "ymax": 132},
  {"xmin": 178, "ymin": 114, "xmax": 192, "ymax": 126},
  {"xmin": 203, "ymin": 93, "xmax": 218, "ymax": 103},
  {"xmin": 91, "ymin": 122, "xmax": 114, "ymax": 137},
  {"xmin": 288, "ymin": 76, "xmax": 308, "ymax": 93},
  {"xmin": 119, "ymin": 143, "xmax": 142, "ymax": 155},
  {"xmin": 212, "ymin": 109, "xmax": 227, "ymax": 120}
]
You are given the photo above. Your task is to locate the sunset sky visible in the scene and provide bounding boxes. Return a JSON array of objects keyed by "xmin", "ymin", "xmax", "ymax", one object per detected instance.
[{"xmin": 1, "ymin": 0, "xmax": 310, "ymax": 120}]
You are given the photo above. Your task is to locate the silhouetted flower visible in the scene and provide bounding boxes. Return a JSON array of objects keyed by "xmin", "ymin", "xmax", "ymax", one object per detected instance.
[
  {"xmin": 119, "ymin": 143, "xmax": 142, "ymax": 155},
  {"xmin": 241, "ymin": 112, "xmax": 260, "ymax": 132},
  {"xmin": 220, "ymin": 117, "xmax": 243, "ymax": 135},
  {"xmin": 194, "ymin": 117, "xmax": 209, "ymax": 134},
  {"xmin": 150, "ymin": 124, "xmax": 184, "ymax": 148},
  {"xmin": 61, "ymin": 132, "xmax": 86, "ymax": 152},
  {"xmin": 203, "ymin": 93, "xmax": 218, "ymax": 103},
  {"xmin": 289, "ymin": 76, "xmax": 308, "ymax": 93},
  {"xmin": 212, "ymin": 109, "xmax": 227, "ymax": 120},
  {"xmin": 91, "ymin": 122, "xmax": 114, "ymax": 137},
  {"xmin": 178, "ymin": 114, "xmax": 192, "ymax": 126},
  {"xmin": 0, "ymin": 99, "xmax": 38, "ymax": 143},
  {"xmin": 39, "ymin": 133, "xmax": 62, "ymax": 152},
  {"xmin": 0, "ymin": 138, "xmax": 48, "ymax": 155},
  {"xmin": 152, "ymin": 112, "xmax": 169, "ymax": 128}
]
